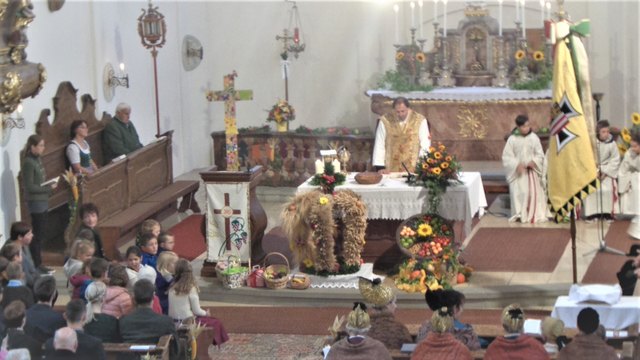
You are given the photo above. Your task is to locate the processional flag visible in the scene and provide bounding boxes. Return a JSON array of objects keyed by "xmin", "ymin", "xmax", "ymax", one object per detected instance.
[{"xmin": 547, "ymin": 19, "xmax": 598, "ymax": 222}]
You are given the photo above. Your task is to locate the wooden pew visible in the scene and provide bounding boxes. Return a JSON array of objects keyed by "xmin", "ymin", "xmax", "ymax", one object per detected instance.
[{"xmin": 104, "ymin": 335, "xmax": 171, "ymax": 360}]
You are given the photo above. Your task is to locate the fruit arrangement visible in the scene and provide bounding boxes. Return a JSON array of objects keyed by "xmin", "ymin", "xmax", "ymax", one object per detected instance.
[
  {"xmin": 396, "ymin": 214, "xmax": 454, "ymax": 260},
  {"xmin": 264, "ymin": 269, "xmax": 288, "ymax": 280}
]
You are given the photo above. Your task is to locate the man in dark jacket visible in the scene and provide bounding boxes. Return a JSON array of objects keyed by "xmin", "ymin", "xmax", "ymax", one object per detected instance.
[
  {"xmin": 103, "ymin": 102, "xmax": 143, "ymax": 162},
  {"xmin": 25, "ymin": 275, "xmax": 65, "ymax": 344}
]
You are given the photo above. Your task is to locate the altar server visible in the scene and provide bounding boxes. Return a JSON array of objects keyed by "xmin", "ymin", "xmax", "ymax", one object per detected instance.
[
  {"xmin": 618, "ymin": 131, "xmax": 640, "ymax": 239},
  {"xmin": 583, "ymin": 120, "xmax": 620, "ymax": 220},
  {"xmin": 372, "ymin": 97, "xmax": 430, "ymax": 173},
  {"xmin": 502, "ymin": 115, "xmax": 548, "ymax": 223}
]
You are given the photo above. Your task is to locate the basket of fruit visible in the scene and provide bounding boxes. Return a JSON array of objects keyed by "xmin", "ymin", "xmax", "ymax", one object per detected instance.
[
  {"xmin": 396, "ymin": 213, "xmax": 454, "ymax": 259},
  {"xmin": 288, "ymin": 273, "xmax": 311, "ymax": 290},
  {"xmin": 263, "ymin": 252, "xmax": 290, "ymax": 289}
]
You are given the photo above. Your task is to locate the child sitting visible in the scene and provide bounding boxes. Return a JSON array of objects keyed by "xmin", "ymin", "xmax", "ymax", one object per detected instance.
[
  {"xmin": 155, "ymin": 251, "xmax": 178, "ymax": 314},
  {"xmin": 1, "ymin": 262, "xmax": 34, "ymax": 309},
  {"xmin": 139, "ymin": 233, "xmax": 159, "ymax": 270},
  {"xmin": 102, "ymin": 265, "xmax": 133, "ymax": 319},
  {"xmin": 69, "ymin": 259, "xmax": 91, "ymax": 300},
  {"xmin": 63, "ymin": 239, "xmax": 95, "ymax": 280},
  {"xmin": 169, "ymin": 259, "xmax": 229, "ymax": 347},
  {"xmin": 157, "ymin": 232, "xmax": 175, "ymax": 255},
  {"xmin": 77, "ymin": 203, "xmax": 107, "ymax": 259},
  {"xmin": 136, "ymin": 219, "xmax": 161, "ymax": 247},
  {"xmin": 125, "ymin": 246, "xmax": 156, "ymax": 287},
  {"xmin": 78, "ymin": 257, "xmax": 108, "ymax": 302}
]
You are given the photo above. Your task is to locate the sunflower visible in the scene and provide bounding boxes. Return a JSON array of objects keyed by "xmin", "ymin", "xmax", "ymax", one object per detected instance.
[
  {"xmin": 422, "ymin": 164, "xmax": 429, "ymax": 170},
  {"xmin": 432, "ymin": 168, "xmax": 442, "ymax": 175},
  {"xmin": 429, "ymin": 146, "xmax": 436, "ymax": 153},
  {"xmin": 622, "ymin": 133, "xmax": 632, "ymax": 144},
  {"xmin": 438, "ymin": 144, "xmax": 445, "ymax": 151},
  {"xmin": 618, "ymin": 143, "xmax": 628, "ymax": 155},
  {"xmin": 533, "ymin": 51, "xmax": 544, "ymax": 61},
  {"xmin": 441, "ymin": 162, "xmax": 449, "ymax": 169},
  {"xmin": 515, "ymin": 50, "xmax": 526, "ymax": 61},
  {"xmin": 319, "ymin": 196, "xmax": 329, "ymax": 205},
  {"xmin": 415, "ymin": 52, "xmax": 427, "ymax": 63},
  {"xmin": 632, "ymin": 112, "xmax": 640, "ymax": 125},
  {"xmin": 434, "ymin": 152, "xmax": 442, "ymax": 159},
  {"xmin": 396, "ymin": 52, "xmax": 405, "ymax": 61},
  {"xmin": 445, "ymin": 156, "xmax": 452, "ymax": 162},
  {"xmin": 417, "ymin": 223, "xmax": 433, "ymax": 237},
  {"xmin": 622, "ymin": 127, "xmax": 631, "ymax": 137},
  {"xmin": 302, "ymin": 258, "xmax": 314, "ymax": 268}
]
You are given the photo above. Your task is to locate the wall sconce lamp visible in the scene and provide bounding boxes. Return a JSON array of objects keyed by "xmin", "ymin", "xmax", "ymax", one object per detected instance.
[
  {"xmin": 2, "ymin": 103, "xmax": 24, "ymax": 130},
  {"xmin": 103, "ymin": 62, "xmax": 129, "ymax": 102}
]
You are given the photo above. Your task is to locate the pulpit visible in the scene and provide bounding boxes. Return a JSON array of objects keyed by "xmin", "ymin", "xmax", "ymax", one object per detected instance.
[{"xmin": 199, "ymin": 166, "xmax": 267, "ymax": 277}]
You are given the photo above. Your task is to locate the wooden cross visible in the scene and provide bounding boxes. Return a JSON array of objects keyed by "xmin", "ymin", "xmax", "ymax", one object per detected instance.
[
  {"xmin": 212, "ymin": 193, "xmax": 242, "ymax": 250},
  {"xmin": 206, "ymin": 71, "xmax": 253, "ymax": 171}
]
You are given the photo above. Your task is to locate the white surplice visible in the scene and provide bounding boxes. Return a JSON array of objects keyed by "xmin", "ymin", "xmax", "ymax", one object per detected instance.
[
  {"xmin": 502, "ymin": 132, "xmax": 548, "ymax": 223},
  {"xmin": 618, "ymin": 149, "xmax": 640, "ymax": 239},
  {"xmin": 582, "ymin": 139, "xmax": 621, "ymax": 217}
]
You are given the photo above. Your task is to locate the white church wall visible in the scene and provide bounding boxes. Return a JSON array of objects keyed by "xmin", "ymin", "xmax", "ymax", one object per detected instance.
[{"xmin": 0, "ymin": 1, "xmax": 638, "ymax": 239}]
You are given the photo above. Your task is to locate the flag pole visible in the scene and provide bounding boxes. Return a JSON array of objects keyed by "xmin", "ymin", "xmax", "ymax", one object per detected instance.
[{"xmin": 570, "ymin": 209, "xmax": 577, "ymax": 284}]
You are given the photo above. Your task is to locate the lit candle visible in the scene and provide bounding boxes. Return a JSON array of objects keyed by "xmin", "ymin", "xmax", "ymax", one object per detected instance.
[
  {"xmin": 545, "ymin": 1, "xmax": 551, "ymax": 20},
  {"xmin": 442, "ymin": 0, "xmax": 447, "ymax": 37},
  {"xmin": 418, "ymin": 0, "xmax": 424, "ymax": 38},
  {"xmin": 119, "ymin": 63, "xmax": 125, "ymax": 72},
  {"xmin": 315, "ymin": 159, "xmax": 325, "ymax": 175},
  {"xmin": 539, "ymin": 0, "xmax": 544, "ymax": 25},
  {"xmin": 394, "ymin": 3, "xmax": 400, "ymax": 44},
  {"xmin": 515, "ymin": 0, "xmax": 520, "ymax": 22},
  {"xmin": 498, "ymin": 0, "xmax": 503, "ymax": 37},
  {"xmin": 16, "ymin": 104, "xmax": 23, "ymax": 114},
  {"xmin": 332, "ymin": 159, "xmax": 341, "ymax": 174},
  {"xmin": 521, "ymin": 0, "xmax": 526, "ymax": 38},
  {"xmin": 433, "ymin": 0, "xmax": 438, "ymax": 24},
  {"xmin": 410, "ymin": 2, "xmax": 416, "ymax": 28}
]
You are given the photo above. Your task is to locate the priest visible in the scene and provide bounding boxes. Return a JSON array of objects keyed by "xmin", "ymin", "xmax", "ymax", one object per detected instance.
[{"xmin": 372, "ymin": 97, "xmax": 431, "ymax": 173}]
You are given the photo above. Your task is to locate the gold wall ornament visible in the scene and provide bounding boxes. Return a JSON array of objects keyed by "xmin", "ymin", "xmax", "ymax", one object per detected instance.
[
  {"xmin": 0, "ymin": 71, "xmax": 21, "ymax": 113},
  {"xmin": 457, "ymin": 105, "xmax": 489, "ymax": 139}
]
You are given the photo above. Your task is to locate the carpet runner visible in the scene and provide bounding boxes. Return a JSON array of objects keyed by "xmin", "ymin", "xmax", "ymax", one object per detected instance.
[
  {"xmin": 168, "ymin": 214, "xmax": 207, "ymax": 260},
  {"xmin": 582, "ymin": 220, "xmax": 633, "ymax": 284}
]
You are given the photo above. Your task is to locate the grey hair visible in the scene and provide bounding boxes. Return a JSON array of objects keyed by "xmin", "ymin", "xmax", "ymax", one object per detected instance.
[
  {"xmin": 84, "ymin": 281, "xmax": 107, "ymax": 323},
  {"xmin": 53, "ymin": 327, "xmax": 78, "ymax": 353},
  {"xmin": 6, "ymin": 348, "xmax": 30, "ymax": 360},
  {"xmin": 116, "ymin": 103, "xmax": 131, "ymax": 113}
]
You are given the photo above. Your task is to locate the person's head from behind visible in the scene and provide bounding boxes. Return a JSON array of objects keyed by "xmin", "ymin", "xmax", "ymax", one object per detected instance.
[
  {"xmin": 4, "ymin": 300, "xmax": 26, "ymax": 329},
  {"xmin": 69, "ymin": 119, "xmax": 89, "ymax": 140},
  {"xmin": 89, "ymin": 257, "xmax": 109, "ymax": 281},
  {"xmin": 157, "ymin": 251, "xmax": 179, "ymax": 275},
  {"xmin": 425, "ymin": 288, "xmax": 445, "ymax": 311},
  {"xmin": 596, "ymin": 120, "xmax": 611, "ymax": 142},
  {"xmin": 158, "ymin": 232, "xmax": 175, "ymax": 251},
  {"xmin": 6, "ymin": 262, "xmax": 23, "ymax": 282},
  {"xmin": 577, "ymin": 307, "xmax": 600, "ymax": 335},
  {"xmin": 0, "ymin": 242, "xmax": 22, "ymax": 263},
  {"xmin": 631, "ymin": 130, "xmax": 640, "ymax": 155},
  {"xmin": 108, "ymin": 264, "xmax": 129, "ymax": 288},
  {"xmin": 34, "ymin": 275, "xmax": 58, "ymax": 305},
  {"xmin": 358, "ymin": 277, "xmax": 396, "ymax": 313},
  {"xmin": 115, "ymin": 103, "xmax": 132, "ymax": 123},
  {"xmin": 501, "ymin": 304, "xmax": 525, "ymax": 334},
  {"xmin": 346, "ymin": 302, "xmax": 370, "ymax": 336},
  {"xmin": 10, "ymin": 222, "xmax": 32, "ymax": 245},
  {"xmin": 392, "ymin": 97, "xmax": 410, "ymax": 120},
  {"xmin": 54, "ymin": 327, "xmax": 78, "ymax": 353},
  {"xmin": 133, "ymin": 278, "xmax": 155, "ymax": 306},
  {"xmin": 515, "ymin": 114, "xmax": 531, "ymax": 135},
  {"xmin": 69, "ymin": 239, "xmax": 95, "ymax": 263},
  {"xmin": 138, "ymin": 232, "xmax": 158, "ymax": 256},
  {"xmin": 140, "ymin": 219, "xmax": 161, "ymax": 237},
  {"xmin": 172, "ymin": 258, "xmax": 196, "ymax": 294},
  {"xmin": 126, "ymin": 246, "xmax": 142, "ymax": 272},
  {"xmin": 541, "ymin": 317, "xmax": 564, "ymax": 343},
  {"xmin": 79, "ymin": 203, "xmax": 99, "ymax": 229},
  {"xmin": 85, "ymin": 281, "xmax": 107, "ymax": 324},
  {"xmin": 64, "ymin": 299, "xmax": 86, "ymax": 327},
  {"xmin": 441, "ymin": 289, "xmax": 466, "ymax": 318},
  {"xmin": 5, "ymin": 348, "xmax": 30, "ymax": 360},
  {"xmin": 431, "ymin": 307, "xmax": 454, "ymax": 334}
]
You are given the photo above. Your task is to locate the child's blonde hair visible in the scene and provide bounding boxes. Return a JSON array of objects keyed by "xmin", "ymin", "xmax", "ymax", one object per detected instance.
[
  {"xmin": 157, "ymin": 251, "xmax": 179, "ymax": 273},
  {"xmin": 140, "ymin": 219, "xmax": 160, "ymax": 235},
  {"xmin": 171, "ymin": 259, "xmax": 198, "ymax": 295},
  {"xmin": 69, "ymin": 239, "xmax": 95, "ymax": 260}
]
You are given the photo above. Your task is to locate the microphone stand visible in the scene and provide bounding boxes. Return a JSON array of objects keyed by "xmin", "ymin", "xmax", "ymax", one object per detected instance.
[{"xmin": 586, "ymin": 93, "xmax": 625, "ymax": 256}]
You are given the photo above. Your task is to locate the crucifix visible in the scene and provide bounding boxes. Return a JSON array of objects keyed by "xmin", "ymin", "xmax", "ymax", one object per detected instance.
[
  {"xmin": 213, "ymin": 193, "xmax": 242, "ymax": 251},
  {"xmin": 206, "ymin": 71, "xmax": 253, "ymax": 171},
  {"xmin": 275, "ymin": 29, "xmax": 294, "ymax": 101}
]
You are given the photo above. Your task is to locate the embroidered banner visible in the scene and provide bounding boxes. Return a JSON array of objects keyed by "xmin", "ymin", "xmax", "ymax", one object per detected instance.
[{"xmin": 205, "ymin": 182, "xmax": 251, "ymax": 262}]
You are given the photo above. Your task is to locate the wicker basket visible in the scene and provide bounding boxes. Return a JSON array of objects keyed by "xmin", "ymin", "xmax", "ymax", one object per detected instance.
[
  {"xmin": 288, "ymin": 273, "xmax": 311, "ymax": 290},
  {"xmin": 217, "ymin": 255, "xmax": 249, "ymax": 289},
  {"xmin": 354, "ymin": 172, "xmax": 382, "ymax": 185},
  {"xmin": 263, "ymin": 252, "xmax": 290, "ymax": 290},
  {"xmin": 396, "ymin": 213, "xmax": 455, "ymax": 260}
]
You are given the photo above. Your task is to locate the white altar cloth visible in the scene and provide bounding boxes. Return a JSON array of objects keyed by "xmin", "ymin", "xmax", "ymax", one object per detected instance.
[
  {"xmin": 366, "ymin": 87, "xmax": 551, "ymax": 102},
  {"xmin": 297, "ymin": 172, "xmax": 487, "ymax": 236},
  {"xmin": 551, "ymin": 296, "xmax": 640, "ymax": 330}
]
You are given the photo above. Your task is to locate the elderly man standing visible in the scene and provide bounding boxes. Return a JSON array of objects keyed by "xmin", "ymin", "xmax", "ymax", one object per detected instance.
[
  {"xmin": 372, "ymin": 97, "xmax": 430, "ymax": 173},
  {"xmin": 103, "ymin": 103, "xmax": 143, "ymax": 162}
]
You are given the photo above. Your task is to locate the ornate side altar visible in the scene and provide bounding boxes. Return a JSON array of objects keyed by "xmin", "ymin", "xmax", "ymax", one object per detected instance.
[{"xmin": 367, "ymin": 88, "xmax": 551, "ymax": 161}]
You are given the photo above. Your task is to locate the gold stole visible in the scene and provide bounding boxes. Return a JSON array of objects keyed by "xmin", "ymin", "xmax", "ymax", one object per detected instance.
[{"xmin": 381, "ymin": 110, "xmax": 423, "ymax": 172}]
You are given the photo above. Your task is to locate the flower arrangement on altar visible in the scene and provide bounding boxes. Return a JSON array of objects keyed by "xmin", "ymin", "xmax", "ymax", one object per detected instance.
[
  {"xmin": 309, "ymin": 161, "xmax": 346, "ymax": 195},
  {"xmin": 266, "ymin": 99, "xmax": 296, "ymax": 124},
  {"xmin": 394, "ymin": 214, "xmax": 472, "ymax": 293},
  {"xmin": 511, "ymin": 48, "xmax": 552, "ymax": 91},
  {"xmin": 617, "ymin": 112, "xmax": 640, "ymax": 155},
  {"xmin": 412, "ymin": 142, "xmax": 462, "ymax": 213},
  {"xmin": 281, "ymin": 189, "xmax": 367, "ymax": 276}
]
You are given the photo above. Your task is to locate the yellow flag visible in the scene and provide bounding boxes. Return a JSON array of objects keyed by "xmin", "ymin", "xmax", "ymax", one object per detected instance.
[{"xmin": 547, "ymin": 32, "xmax": 598, "ymax": 222}]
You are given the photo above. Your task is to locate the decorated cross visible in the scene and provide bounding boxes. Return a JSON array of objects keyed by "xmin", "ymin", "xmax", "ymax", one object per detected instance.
[
  {"xmin": 212, "ymin": 193, "xmax": 242, "ymax": 251},
  {"xmin": 206, "ymin": 71, "xmax": 253, "ymax": 171}
]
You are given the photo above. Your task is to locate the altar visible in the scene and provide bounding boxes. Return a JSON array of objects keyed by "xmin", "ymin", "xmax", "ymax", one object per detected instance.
[
  {"xmin": 297, "ymin": 172, "xmax": 487, "ymax": 269},
  {"xmin": 367, "ymin": 87, "xmax": 552, "ymax": 161}
]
